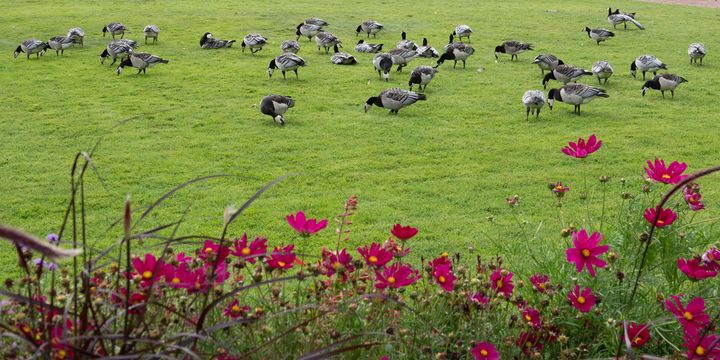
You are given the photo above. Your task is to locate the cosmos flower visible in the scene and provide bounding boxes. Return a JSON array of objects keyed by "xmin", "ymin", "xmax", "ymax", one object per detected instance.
[
  {"xmin": 230, "ymin": 234, "xmax": 267, "ymax": 264},
  {"xmin": 132, "ymin": 253, "xmax": 166, "ymax": 287},
  {"xmin": 561, "ymin": 134, "xmax": 602, "ymax": 158},
  {"xmin": 565, "ymin": 229, "xmax": 608, "ymax": 277},
  {"xmin": 357, "ymin": 242, "xmax": 394, "ymax": 267},
  {"xmin": 683, "ymin": 332, "xmax": 720, "ymax": 359},
  {"xmin": 321, "ymin": 247, "xmax": 354, "ymax": 281},
  {"xmin": 391, "ymin": 224, "xmax": 418, "ymax": 241},
  {"xmin": 471, "ymin": 341, "xmax": 499, "ymax": 360},
  {"xmin": 286, "ymin": 211, "xmax": 327, "ymax": 236},
  {"xmin": 223, "ymin": 299, "xmax": 250, "ymax": 319},
  {"xmin": 490, "ymin": 269, "xmax": 514, "ymax": 298},
  {"xmin": 374, "ymin": 263, "xmax": 419, "ymax": 289},
  {"xmin": 470, "ymin": 292, "xmax": 489, "ymax": 306},
  {"xmin": 516, "ymin": 332, "xmax": 543, "ymax": 354},
  {"xmin": 643, "ymin": 207, "xmax": 677, "ymax": 228},
  {"xmin": 664, "ymin": 295, "xmax": 710, "ymax": 336},
  {"xmin": 266, "ymin": 245, "xmax": 297, "ymax": 270},
  {"xmin": 432, "ymin": 263, "xmax": 456, "ymax": 292},
  {"xmin": 644, "ymin": 158, "xmax": 688, "ymax": 184},
  {"xmin": 568, "ymin": 285, "xmax": 596, "ymax": 313},
  {"xmin": 197, "ymin": 240, "xmax": 230, "ymax": 263},
  {"xmin": 522, "ymin": 307, "xmax": 542, "ymax": 328},
  {"xmin": 677, "ymin": 258, "xmax": 718, "ymax": 280},
  {"xmin": 683, "ymin": 184, "xmax": 705, "ymax": 211},
  {"xmin": 550, "ymin": 182, "xmax": 570, "ymax": 198},
  {"xmin": 624, "ymin": 322, "xmax": 650, "ymax": 348},
  {"xmin": 529, "ymin": 274, "xmax": 550, "ymax": 293},
  {"xmin": 701, "ymin": 247, "xmax": 720, "ymax": 271}
]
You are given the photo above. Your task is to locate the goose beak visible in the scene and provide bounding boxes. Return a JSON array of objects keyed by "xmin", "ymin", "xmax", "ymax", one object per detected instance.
[
  {"xmin": 642, "ymin": 87, "xmax": 646, "ymax": 96},
  {"xmin": 364, "ymin": 104, "xmax": 371, "ymax": 113},
  {"xmin": 13, "ymin": 52, "xmax": 19, "ymax": 59},
  {"xmin": 117, "ymin": 67, "xmax": 122, "ymax": 75},
  {"xmin": 494, "ymin": 52, "xmax": 499, "ymax": 60}
]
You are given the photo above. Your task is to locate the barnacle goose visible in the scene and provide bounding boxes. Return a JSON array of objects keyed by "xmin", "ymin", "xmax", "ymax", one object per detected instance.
[
  {"xmin": 13, "ymin": 39, "xmax": 49, "ymax": 59},
  {"xmin": 453, "ymin": 25, "xmax": 473, "ymax": 42},
  {"xmin": 688, "ymin": 43, "xmax": 706, "ymax": 65},
  {"xmin": 117, "ymin": 52, "xmax": 169, "ymax": 75},
  {"xmin": 364, "ymin": 88, "xmax": 427, "ymax": 114},
  {"xmin": 268, "ymin": 53, "xmax": 306, "ymax": 79},
  {"xmin": 296, "ymin": 23, "xmax": 322, "ymax": 41},
  {"xmin": 436, "ymin": 35, "xmax": 474, "ymax": 69},
  {"xmin": 304, "ymin": 18, "xmax": 329, "ymax": 27},
  {"xmin": 584, "ymin": 27, "xmax": 614, "ymax": 45},
  {"xmin": 373, "ymin": 53, "xmax": 393, "ymax": 81},
  {"xmin": 356, "ymin": 20, "xmax": 383, "ymax": 38},
  {"xmin": 260, "ymin": 95, "xmax": 294, "ymax": 125},
  {"xmin": 200, "ymin": 32, "xmax": 236, "ymax": 49},
  {"xmin": 67, "ymin": 27, "xmax": 84, "ymax": 47},
  {"xmin": 144, "ymin": 25, "xmax": 160, "ymax": 44},
  {"xmin": 416, "ymin": 38, "xmax": 439, "ymax": 58},
  {"xmin": 100, "ymin": 39, "xmax": 138, "ymax": 65},
  {"xmin": 542, "ymin": 64, "xmax": 592, "ymax": 88},
  {"xmin": 331, "ymin": 44, "xmax": 357, "ymax": 64},
  {"xmin": 242, "ymin": 33, "xmax": 267, "ymax": 54},
  {"xmin": 532, "ymin": 54, "xmax": 564, "ymax": 75},
  {"xmin": 607, "ymin": 8, "xmax": 644, "ymax": 30},
  {"xmin": 281, "ymin": 40, "xmax": 300, "ymax": 54},
  {"xmin": 494, "ymin": 41, "xmax": 533, "ymax": 61},
  {"xmin": 102, "ymin": 22, "xmax": 127, "ymax": 39},
  {"xmin": 315, "ymin": 31, "xmax": 341, "ymax": 54},
  {"xmin": 642, "ymin": 74, "xmax": 687, "ymax": 98},
  {"xmin": 522, "ymin": 90, "xmax": 546, "ymax": 120},
  {"xmin": 388, "ymin": 48, "xmax": 418, "ymax": 72},
  {"xmin": 48, "ymin": 36, "xmax": 73, "ymax": 56},
  {"xmin": 591, "ymin": 61, "xmax": 613, "ymax": 84},
  {"xmin": 356, "ymin": 40, "xmax": 383, "ymax": 53},
  {"xmin": 547, "ymin": 84, "xmax": 608, "ymax": 114},
  {"xmin": 630, "ymin": 55, "xmax": 667, "ymax": 80},
  {"xmin": 408, "ymin": 66, "xmax": 438, "ymax": 92},
  {"xmin": 397, "ymin": 31, "xmax": 418, "ymax": 51}
]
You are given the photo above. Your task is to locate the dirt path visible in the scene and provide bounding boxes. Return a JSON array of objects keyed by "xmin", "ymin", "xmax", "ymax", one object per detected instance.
[{"xmin": 639, "ymin": 0, "xmax": 720, "ymax": 8}]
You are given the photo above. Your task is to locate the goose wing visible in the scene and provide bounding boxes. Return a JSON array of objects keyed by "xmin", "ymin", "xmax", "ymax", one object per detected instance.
[
  {"xmin": 144, "ymin": 25, "xmax": 160, "ymax": 33},
  {"xmin": 564, "ymin": 84, "xmax": 607, "ymax": 99},
  {"xmin": 278, "ymin": 53, "xmax": 305, "ymax": 67},
  {"xmin": 657, "ymin": 74, "xmax": 686, "ymax": 83},
  {"xmin": 133, "ymin": 52, "xmax": 167, "ymax": 64},
  {"xmin": 533, "ymin": 54, "xmax": 557, "ymax": 64},
  {"xmin": 592, "ymin": 61, "xmax": 613, "ymax": 74},
  {"xmin": 22, "ymin": 39, "xmax": 44, "ymax": 50},
  {"xmin": 522, "ymin": 90, "xmax": 546, "ymax": 106},
  {"xmin": 381, "ymin": 88, "xmax": 424, "ymax": 105}
]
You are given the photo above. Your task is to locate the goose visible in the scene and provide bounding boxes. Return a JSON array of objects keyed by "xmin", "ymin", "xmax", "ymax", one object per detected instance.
[
  {"xmin": 296, "ymin": 23, "xmax": 322, "ymax": 41},
  {"xmin": 388, "ymin": 48, "xmax": 418, "ymax": 72},
  {"xmin": 613, "ymin": 8, "xmax": 637, "ymax": 18},
  {"xmin": 13, "ymin": 39, "xmax": 49, "ymax": 59},
  {"xmin": 281, "ymin": 40, "xmax": 300, "ymax": 53},
  {"xmin": 688, "ymin": 43, "xmax": 706, "ymax": 65},
  {"xmin": 200, "ymin": 32, "xmax": 236, "ymax": 49},
  {"xmin": 532, "ymin": 54, "xmax": 564, "ymax": 75},
  {"xmin": 397, "ymin": 31, "xmax": 418, "ymax": 51},
  {"xmin": 268, "ymin": 53, "xmax": 306, "ymax": 79},
  {"xmin": 102, "ymin": 22, "xmax": 127, "ymax": 39},
  {"xmin": 66, "ymin": 27, "xmax": 84, "ymax": 47},
  {"xmin": 416, "ymin": 38, "xmax": 439, "ymax": 58},
  {"xmin": 591, "ymin": 61, "xmax": 613, "ymax": 84},
  {"xmin": 453, "ymin": 25, "xmax": 473, "ymax": 42},
  {"xmin": 642, "ymin": 74, "xmax": 687, "ymax": 98},
  {"xmin": 116, "ymin": 52, "xmax": 169, "ymax": 75},
  {"xmin": 355, "ymin": 40, "xmax": 383, "ymax": 53},
  {"xmin": 315, "ymin": 31, "xmax": 341, "ymax": 53},
  {"xmin": 630, "ymin": 55, "xmax": 667, "ymax": 80},
  {"xmin": 260, "ymin": 95, "xmax": 294, "ymax": 125},
  {"xmin": 607, "ymin": 8, "xmax": 644, "ymax": 30},
  {"xmin": 100, "ymin": 39, "xmax": 138, "ymax": 65},
  {"xmin": 305, "ymin": 18, "xmax": 329, "ymax": 27},
  {"xmin": 408, "ymin": 66, "xmax": 438, "ymax": 92},
  {"xmin": 547, "ymin": 84, "xmax": 608, "ymax": 114},
  {"xmin": 542, "ymin": 64, "xmax": 592, "ymax": 88},
  {"xmin": 373, "ymin": 53, "xmax": 393, "ymax": 81},
  {"xmin": 48, "ymin": 36, "xmax": 73, "ymax": 56},
  {"xmin": 364, "ymin": 88, "xmax": 426, "ymax": 114},
  {"xmin": 584, "ymin": 27, "xmax": 614, "ymax": 45},
  {"xmin": 522, "ymin": 90, "xmax": 546, "ymax": 120},
  {"xmin": 494, "ymin": 41, "xmax": 533, "ymax": 61},
  {"xmin": 356, "ymin": 20, "xmax": 383, "ymax": 38},
  {"xmin": 436, "ymin": 35, "xmax": 474, "ymax": 68},
  {"xmin": 330, "ymin": 44, "xmax": 357, "ymax": 64},
  {"xmin": 144, "ymin": 25, "xmax": 160, "ymax": 44},
  {"xmin": 242, "ymin": 33, "xmax": 267, "ymax": 54}
]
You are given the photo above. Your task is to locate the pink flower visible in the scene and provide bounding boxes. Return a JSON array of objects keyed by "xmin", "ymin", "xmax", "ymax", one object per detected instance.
[
  {"xmin": 522, "ymin": 307, "xmax": 542, "ymax": 328},
  {"xmin": 164, "ymin": 263, "xmax": 196, "ymax": 289},
  {"xmin": 471, "ymin": 341, "xmax": 499, "ymax": 360},
  {"xmin": 230, "ymin": 234, "xmax": 267, "ymax": 264},
  {"xmin": 286, "ymin": 211, "xmax": 327, "ymax": 236},
  {"xmin": 321, "ymin": 248, "xmax": 354, "ymax": 281},
  {"xmin": 374, "ymin": 263, "xmax": 419, "ymax": 289},
  {"xmin": 111, "ymin": 288, "xmax": 146, "ymax": 314},
  {"xmin": 132, "ymin": 253, "xmax": 166, "ymax": 287},
  {"xmin": 390, "ymin": 224, "xmax": 418, "ymax": 241},
  {"xmin": 561, "ymin": 134, "xmax": 602, "ymax": 158},
  {"xmin": 624, "ymin": 322, "xmax": 650, "ymax": 348},
  {"xmin": 664, "ymin": 295, "xmax": 710, "ymax": 336},
  {"xmin": 197, "ymin": 240, "xmax": 230, "ymax": 263},
  {"xmin": 643, "ymin": 207, "xmax": 677, "ymax": 228},
  {"xmin": 516, "ymin": 332, "xmax": 543, "ymax": 354},
  {"xmin": 223, "ymin": 299, "xmax": 250, "ymax": 319},
  {"xmin": 644, "ymin": 158, "xmax": 688, "ymax": 184},
  {"xmin": 490, "ymin": 269, "xmax": 514, "ymax": 298},
  {"xmin": 678, "ymin": 258, "xmax": 718, "ymax": 280},
  {"xmin": 429, "ymin": 254, "xmax": 452, "ymax": 269},
  {"xmin": 683, "ymin": 332, "xmax": 720, "ymax": 360},
  {"xmin": 176, "ymin": 252, "xmax": 193, "ymax": 264},
  {"xmin": 702, "ymin": 247, "xmax": 720, "ymax": 271},
  {"xmin": 565, "ymin": 229, "xmax": 608, "ymax": 277},
  {"xmin": 529, "ymin": 274, "xmax": 550, "ymax": 293},
  {"xmin": 357, "ymin": 242, "xmax": 393, "ymax": 267},
  {"xmin": 470, "ymin": 292, "xmax": 489, "ymax": 306},
  {"xmin": 568, "ymin": 285, "xmax": 596, "ymax": 313},
  {"xmin": 266, "ymin": 245, "xmax": 297, "ymax": 269},
  {"xmin": 432, "ymin": 264, "xmax": 455, "ymax": 292},
  {"xmin": 683, "ymin": 184, "xmax": 705, "ymax": 211}
]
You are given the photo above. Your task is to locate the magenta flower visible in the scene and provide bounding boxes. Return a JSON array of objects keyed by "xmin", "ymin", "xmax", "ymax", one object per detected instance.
[
  {"xmin": 132, "ymin": 253, "xmax": 167, "ymax": 287},
  {"xmin": 702, "ymin": 247, "xmax": 720, "ymax": 271},
  {"xmin": 357, "ymin": 242, "xmax": 394, "ymax": 267},
  {"xmin": 665, "ymin": 295, "xmax": 710, "ymax": 336},
  {"xmin": 470, "ymin": 292, "xmax": 489, "ymax": 306},
  {"xmin": 643, "ymin": 207, "xmax": 677, "ymax": 228},
  {"xmin": 565, "ymin": 229, "xmax": 608, "ymax": 277},
  {"xmin": 197, "ymin": 240, "xmax": 230, "ymax": 263},
  {"xmin": 529, "ymin": 274, "xmax": 550, "ymax": 293},
  {"xmin": 266, "ymin": 245, "xmax": 297, "ymax": 269},
  {"xmin": 568, "ymin": 285, "xmax": 596, "ymax": 313},
  {"xmin": 223, "ymin": 299, "xmax": 250, "ymax": 319},
  {"xmin": 683, "ymin": 332, "xmax": 720, "ymax": 359},
  {"xmin": 286, "ymin": 211, "xmax": 327, "ymax": 236},
  {"xmin": 230, "ymin": 234, "xmax": 267, "ymax": 264},
  {"xmin": 471, "ymin": 341, "xmax": 499, "ymax": 360},
  {"xmin": 684, "ymin": 185, "xmax": 705, "ymax": 211},
  {"xmin": 321, "ymin": 248, "xmax": 354, "ymax": 282},
  {"xmin": 678, "ymin": 258, "xmax": 718, "ymax": 280},
  {"xmin": 391, "ymin": 223, "xmax": 418, "ymax": 241},
  {"xmin": 624, "ymin": 322, "xmax": 650, "ymax": 348},
  {"xmin": 429, "ymin": 254, "xmax": 452, "ymax": 269},
  {"xmin": 522, "ymin": 307, "xmax": 542, "ymax": 328},
  {"xmin": 516, "ymin": 332, "xmax": 543, "ymax": 354},
  {"xmin": 490, "ymin": 269, "xmax": 514, "ymax": 298},
  {"xmin": 432, "ymin": 264, "xmax": 456, "ymax": 292},
  {"xmin": 561, "ymin": 134, "xmax": 602, "ymax": 158},
  {"xmin": 374, "ymin": 263, "xmax": 419, "ymax": 289},
  {"xmin": 176, "ymin": 252, "xmax": 193, "ymax": 264},
  {"xmin": 164, "ymin": 263, "xmax": 195, "ymax": 290},
  {"xmin": 644, "ymin": 158, "xmax": 688, "ymax": 184}
]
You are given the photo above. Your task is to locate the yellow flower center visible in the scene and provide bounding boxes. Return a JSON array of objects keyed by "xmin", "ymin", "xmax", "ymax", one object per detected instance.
[
  {"xmin": 332, "ymin": 261, "xmax": 342, "ymax": 270},
  {"xmin": 495, "ymin": 280, "xmax": 503, "ymax": 288},
  {"xmin": 142, "ymin": 271, "xmax": 153, "ymax": 279},
  {"xmin": 657, "ymin": 220, "xmax": 665, "ymax": 225},
  {"xmin": 387, "ymin": 276, "xmax": 396, "ymax": 284},
  {"xmin": 634, "ymin": 337, "xmax": 643, "ymax": 344},
  {"xmin": 241, "ymin": 247, "xmax": 251, "ymax": 256},
  {"xmin": 277, "ymin": 261, "xmax": 286, "ymax": 267},
  {"xmin": 204, "ymin": 247, "xmax": 213, "ymax": 253},
  {"xmin": 555, "ymin": 185, "xmax": 563, "ymax": 191},
  {"xmin": 480, "ymin": 349, "xmax": 488, "ymax": 356},
  {"xmin": 661, "ymin": 173, "xmax": 671, "ymax": 180},
  {"xmin": 441, "ymin": 252, "xmax": 449, "ymax": 257},
  {"xmin": 709, "ymin": 253, "xmax": 715, "ymax": 261},
  {"xmin": 369, "ymin": 256, "xmax": 378, "ymax": 263},
  {"xmin": 689, "ymin": 197, "xmax": 697, "ymax": 204},
  {"xmin": 581, "ymin": 249, "xmax": 591, "ymax": 257},
  {"xmin": 438, "ymin": 275, "xmax": 446, "ymax": 284},
  {"xmin": 171, "ymin": 277, "xmax": 180, "ymax": 284},
  {"xmin": 539, "ymin": 282, "xmax": 546, "ymax": 290},
  {"xmin": 57, "ymin": 349, "xmax": 66, "ymax": 359},
  {"xmin": 577, "ymin": 296, "xmax": 586, "ymax": 304},
  {"xmin": 231, "ymin": 305, "xmax": 241, "ymax": 314},
  {"xmin": 525, "ymin": 341, "xmax": 532, "ymax": 348},
  {"xmin": 684, "ymin": 311, "xmax": 693, "ymax": 321},
  {"xmin": 525, "ymin": 314, "xmax": 532, "ymax": 322},
  {"xmin": 696, "ymin": 346, "xmax": 705, "ymax": 356}
]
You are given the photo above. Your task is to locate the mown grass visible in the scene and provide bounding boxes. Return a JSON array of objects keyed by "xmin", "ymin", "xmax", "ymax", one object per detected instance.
[{"xmin": 0, "ymin": 0, "xmax": 718, "ymax": 275}]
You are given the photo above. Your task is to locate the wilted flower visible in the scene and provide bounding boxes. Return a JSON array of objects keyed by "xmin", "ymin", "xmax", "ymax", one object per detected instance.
[
  {"xmin": 470, "ymin": 292, "xmax": 489, "ymax": 306},
  {"xmin": 624, "ymin": 322, "xmax": 650, "ymax": 348},
  {"xmin": 230, "ymin": 234, "xmax": 267, "ymax": 264},
  {"xmin": 390, "ymin": 224, "xmax": 418, "ymax": 241},
  {"xmin": 223, "ymin": 299, "xmax": 250, "ymax": 319},
  {"xmin": 111, "ymin": 288, "xmax": 146, "ymax": 314},
  {"xmin": 490, "ymin": 269, "xmax": 514, "ymax": 298},
  {"xmin": 471, "ymin": 341, "xmax": 499, "ymax": 360},
  {"xmin": 701, "ymin": 247, "xmax": 720, "ymax": 271},
  {"xmin": 286, "ymin": 211, "xmax": 328, "ymax": 236},
  {"xmin": 683, "ymin": 184, "xmax": 705, "ymax": 211},
  {"xmin": 568, "ymin": 285, "xmax": 596, "ymax": 313},
  {"xmin": 644, "ymin": 158, "xmax": 688, "ymax": 184},
  {"xmin": 357, "ymin": 242, "xmax": 393, "ymax": 267},
  {"xmin": 506, "ymin": 195, "xmax": 520, "ymax": 207},
  {"xmin": 677, "ymin": 257, "xmax": 717, "ymax": 280},
  {"xmin": 561, "ymin": 134, "xmax": 602, "ymax": 158},
  {"xmin": 565, "ymin": 229, "xmax": 608, "ymax": 277},
  {"xmin": 550, "ymin": 182, "xmax": 570, "ymax": 198},
  {"xmin": 431, "ymin": 263, "xmax": 455, "ymax": 292},
  {"xmin": 643, "ymin": 207, "xmax": 677, "ymax": 228},
  {"xmin": 529, "ymin": 274, "xmax": 550, "ymax": 293},
  {"xmin": 516, "ymin": 332, "xmax": 543, "ymax": 354},
  {"xmin": 374, "ymin": 263, "xmax": 419, "ymax": 289},
  {"xmin": 266, "ymin": 245, "xmax": 297, "ymax": 270},
  {"xmin": 664, "ymin": 295, "xmax": 710, "ymax": 336}
]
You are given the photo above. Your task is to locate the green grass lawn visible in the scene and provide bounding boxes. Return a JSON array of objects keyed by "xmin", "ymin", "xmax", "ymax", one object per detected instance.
[{"xmin": 1, "ymin": 0, "xmax": 718, "ymax": 275}]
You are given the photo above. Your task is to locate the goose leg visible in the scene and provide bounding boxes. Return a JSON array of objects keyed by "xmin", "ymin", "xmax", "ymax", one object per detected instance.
[
  {"xmin": 145, "ymin": 36, "xmax": 148, "ymax": 44},
  {"xmin": 281, "ymin": 71, "xmax": 286, "ymax": 80},
  {"xmin": 294, "ymin": 69, "xmax": 299, "ymax": 79},
  {"xmin": 597, "ymin": 77, "xmax": 601, "ymax": 84},
  {"xmin": 536, "ymin": 108, "xmax": 541, "ymax": 118},
  {"xmin": 671, "ymin": 90, "xmax": 674, "ymax": 98},
  {"xmin": 526, "ymin": 107, "xmax": 530, "ymax": 120},
  {"xmin": 453, "ymin": 61, "xmax": 457, "ymax": 69},
  {"xmin": 462, "ymin": 60, "xmax": 466, "ymax": 68},
  {"xmin": 121, "ymin": 33, "xmax": 124, "ymax": 39}
]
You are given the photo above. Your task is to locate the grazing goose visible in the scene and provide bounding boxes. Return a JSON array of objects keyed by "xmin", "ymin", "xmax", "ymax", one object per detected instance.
[
  {"xmin": 397, "ymin": 31, "xmax": 418, "ymax": 51},
  {"xmin": 522, "ymin": 90, "xmax": 546, "ymax": 120},
  {"xmin": 542, "ymin": 65, "xmax": 592, "ymax": 88},
  {"xmin": 408, "ymin": 66, "xmax": 438, "ymax": 92},
  {"xmin": 241, "ymin": 33, "xmax": 267, "ymax": 54},
  {"xmin": 13, "ymin": 39, "xmax": 49, "ymax": 59},
  {"xmin": 67, "ymin": 27, "xmax": 84, "ymax": 47},
  {"xmin": 315, "ymin": 31, "xmax": 341, "ymax": 53},
  {"xmin": 260, "ymin": 95, "xmax": 294, "ymax": 125},
  {"xmin": 388, "ymin": 48, "xmax": 418, "ymax": 72},
  {"xmin": 416, "ymin": 38, "xmax": 439, "ymax": 58},
  {"xmin": 296, "ymin": 23, "xmax": 322, "ymax": 41},
  {"xmin": 100, "ymin": 39, "xmax": 138, "ymax": 65},
  {"xmin": 48, "ymin": 36, "xmax": 73, "ymax": 56},
  {"xmin": 584, "ymin": 27, "xmax": 614, "ymax": 45},
  {"xmin": 591, "ymin": 61, "xmax": 613, "ymax": 84},
  {"xmin": 144, "ymin": 25, "xmax": 160, "ymax": 44},
  {"xmin": 532, "ymin": 54, "xmax": 564, "ymax": 75},
  {"xmin": 268, "ymin": 53, "xmax": 306, "ymax": 79},
  {"xmin": 116, "ymin": 52, "xmax": 169, "ymax": 75},
  {"xmin": 102, "ymin": 22, "xmax": 127, "ymax": 39},
  {"xmin": 642, "ymin": 74, "xmax": 687, "ymax": 98},
  {"xmin": 364, "ymin": 88, "xmax": 427, "ymax": 114},
  {"xmin": 355, "ymin": 40, "xmax": 383, "ymax": 53},
  {"xmin": 200, "ymin": 32, "xmax": 236, "ymax": 49},
  {"xmin": 494, "ymin": 41, "xmax": 533, "ymax": 61},
  {"xmin": 373, "ymin": 53, "xmax": 393, "ymax": 81},
  {"xmin": 630, "ymin": 55, "xmax": 667, "ymax": 80},
  {"xmin": 607, "ymin": 8, "xmax": 644, "ymax": 30},
  {"xmin": 356, "ymin": 20, "xmax": 383, "ymax": 37},
  {"xmin": 688, "ymin": 43, "xmax": 706, "ymax": 65},
  {"xmin": 281, "ymin": 40, "xmax": 300, "ymax": 54},
  {"xmin": 330, "ymin": 44, "xmax": 357, "ymax": 64},
  {"xmin": 436, "ymin": 35, "xmax": 474, "ymax": 68},
  {"xmin": 304, "ymin": 18, "xmax": 329, "ymax": 27},
  {"xmin": 453, "ymin": 25, "xmax": 473, "ymax": 42},
  {"xmin": 547, "ymin": 84, "xmax": 608, "ymax": 114}
]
